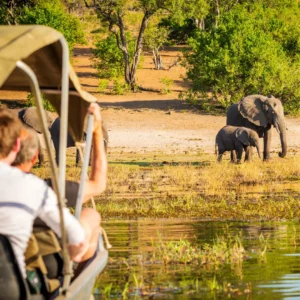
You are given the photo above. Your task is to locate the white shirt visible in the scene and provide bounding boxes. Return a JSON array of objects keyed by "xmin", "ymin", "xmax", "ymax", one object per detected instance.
[{"xmin": 0, "ymin": 162, "xmax": 85, "ymax": 277}]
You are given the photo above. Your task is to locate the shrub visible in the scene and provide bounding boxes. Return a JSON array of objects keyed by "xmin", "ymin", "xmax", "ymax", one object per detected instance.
[
  {"xmin": 93, "ymin": 33, "xmax": 141, "ymax": 79},
  {"xmin": 25, "ymin": 93, "xmax": 55, "ymax": 112},
  {"xmin": 159, "ymin": 18, "xmax": 196, "ymax": 44},
  {"xmin": 160, "ymin": 77, "xmax": 174, "ymax": 94},
  {"xmin": 19, "ymin": 0, "xmax": 85, "ymax": 50},
  {"xmin": 184, "ymin": 2, "xmax": 300, "ymax": 114},
  {"xmin": 111, "ymin": 79, "xmax": 130, "ymax": 95},
  {"xmin": 98, "ymin": 79, "xmax": 109, "ymax": 93}
]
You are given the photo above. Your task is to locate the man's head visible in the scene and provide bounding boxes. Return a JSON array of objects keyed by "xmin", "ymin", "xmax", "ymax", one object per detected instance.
[
  {"xmin": 0, "ymin": 108, "xmax": 23, "ymax": 164},
  {"xmin": 12, "ymin": 128, "xmax": 39, "ymax": 172}
]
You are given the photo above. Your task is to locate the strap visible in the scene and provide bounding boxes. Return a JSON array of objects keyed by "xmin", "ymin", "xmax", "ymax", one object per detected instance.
[{"xmin": 0, "ymin": 202, "xmax": 34, "ymax": 215}]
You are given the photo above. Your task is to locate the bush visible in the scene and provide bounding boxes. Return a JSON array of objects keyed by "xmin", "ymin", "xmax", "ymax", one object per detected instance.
[
  {"xmin": 111, "ymin": 79, "xmax": 130, "ymax": 95},
  {"xmin": 160, "ymin": 77, "xmax": 174, "ymax": 94},
  {"xmin": 98, "ymin": 79, "xmax": 109, "ymax": 93},
  {"xmin": 159, "ymin": 18, "xmax": 196, "ymax": 44},
  {"xmin": 19, "ymin": 0, "xmax": 85, "ymax": 50},
  {"xmin": 25, "ymin": 93, "xmax": 55, "ymax": 112},
  {"xmin": 184, "ymin": 2, "xmax": 300, "ymax": 114},
  {"xmin": 93, "ymin": 33, "xmax": 141, "ymax": 79}
]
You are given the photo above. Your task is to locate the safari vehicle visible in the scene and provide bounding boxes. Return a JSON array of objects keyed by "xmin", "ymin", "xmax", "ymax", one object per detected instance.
[{"xmin": 0, "ymin": 25, "xmax": 108, "ymax": 299}]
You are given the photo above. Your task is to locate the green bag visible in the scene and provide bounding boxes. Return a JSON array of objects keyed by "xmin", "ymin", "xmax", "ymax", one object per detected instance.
[{"xmin": 26, "ymin": 269, "xmax": 42, "ymax": 294}]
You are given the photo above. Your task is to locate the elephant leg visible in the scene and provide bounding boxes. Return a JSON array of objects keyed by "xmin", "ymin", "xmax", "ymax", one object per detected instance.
[
  {"xmin": 217, "ymin": 147, "xmax": 225, "ymax": 162},
  {"xmin": 38, "ymin": 151, "xmax": 44, "ymax": 167},
  {"xmin": 230, "ymin": 151, "xmax": 237, "ymax": 163},
  {"xmin": 236, "ymin": 146, "xmax": 243, "ymax": 164},
  {"xmin": 37, "ymin": 135, "xmax": 44, "ymax": 167},
  {"xmin": 245, "ymin": 147, "xmax": 252, "ymax": 162},
  {"xmin": 217, "ymin": 154, "xmax": 223, "ymax": 162},
  {"xmin": 76, "ymin": 143, "xmax": 93, "ymax": 167},
  {"xmin": 263, "ymin": 130, "xmax": 272, "ymax": 161},
  {"xmin": 76, "ymin": 148, "xmax": 80, "ymax": 167}
]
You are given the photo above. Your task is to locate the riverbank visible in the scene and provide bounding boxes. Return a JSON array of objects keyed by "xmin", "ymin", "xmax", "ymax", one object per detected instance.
[{"xmin": 33, "ymin": 151, "xmax": 300, "ymax": 220}]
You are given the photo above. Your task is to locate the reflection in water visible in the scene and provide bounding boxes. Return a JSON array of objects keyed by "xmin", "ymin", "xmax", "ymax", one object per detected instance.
[
  {"xmin": 95, "ymin": 219, "xmax": 300, "ymax": 299},
  {"xmin": 259, "ymin": 273, "xmax": 300, "ymax": 299}
]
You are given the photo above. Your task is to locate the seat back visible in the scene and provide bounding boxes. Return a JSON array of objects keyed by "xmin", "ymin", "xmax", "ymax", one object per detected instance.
[{"xmin": 0, "ymin": 234, "xmax": 28, "ymax": 300}]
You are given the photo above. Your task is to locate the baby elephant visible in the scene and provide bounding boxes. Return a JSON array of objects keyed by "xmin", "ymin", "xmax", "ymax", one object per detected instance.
[{"xmin": 215, "ymin": 126, "xmax": 262, "ymax": 163}]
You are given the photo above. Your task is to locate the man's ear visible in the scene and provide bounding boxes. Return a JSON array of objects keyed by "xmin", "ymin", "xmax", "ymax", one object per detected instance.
[
  {"xmin": 32, "ymin": 150, "xmax": 39, "ymax": 165},
  {"xmin": 13, "ymin": 138, "xmax": 21, "ymax": 154}
]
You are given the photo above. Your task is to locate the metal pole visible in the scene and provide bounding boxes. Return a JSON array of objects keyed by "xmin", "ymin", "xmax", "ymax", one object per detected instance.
[
  {"xmin": 16, "ymin": 61, "xmax": 60, "ymax": 195},
  {"xmin": 58, "ymin": 37, "xmax": 73, "ymax": 295},
  {"xmin": 75, "ymin": 114, "xmax": 94, "ymax": 219},
  {"xmin": 58, "ymin": 37, "xmax": 69, "ymax": 201},
  {"xmin": 15, "ymin": 61, "xmax": 70, "ymax": 285}
]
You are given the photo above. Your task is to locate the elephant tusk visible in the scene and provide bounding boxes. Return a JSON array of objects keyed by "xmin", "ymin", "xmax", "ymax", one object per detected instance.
[{"xmin": 274, "ymin": 123, "xmax": 280, "ymax": 134}]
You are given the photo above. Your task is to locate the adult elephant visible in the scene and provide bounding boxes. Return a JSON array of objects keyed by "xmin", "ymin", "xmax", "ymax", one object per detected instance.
[
  {"xmin": 18, "ymin": 107, "xmax": 56, "ymax": 166},
  {"xmin": 50, "ymin": 117, "xmax": 109, "ymax": 166},
  {"xmin": 226, "ymin": 94, "xmax": 287, "ymax": 160}
]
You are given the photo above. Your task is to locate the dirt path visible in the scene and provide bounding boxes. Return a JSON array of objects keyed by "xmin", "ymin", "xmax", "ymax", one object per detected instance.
[
  {"xmin": 1, "ymin": 45, "xmax": 300, "ymax": 156},
  {"xmin": 72, "ymin": 46, "xmax": 300, "ymax": 155}
]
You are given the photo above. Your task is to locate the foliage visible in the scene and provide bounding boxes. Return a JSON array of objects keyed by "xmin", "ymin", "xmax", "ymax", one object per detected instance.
[
  {"xmin": 90, "ymin": 0, "xmax": 175, "ymax": 89},
  {"xmin": 93, "ymin": 33, "xmax": 137, "ymax": 79},
  {"xmin": 18, "ymin": 0, "xmax": 85, "ymax": 50},
  {"xmin": 159, "ymin": 18, "xmax": 196, "ymax": 44},
  {"xmin": 25, "ymin": 93, "xmax": 56, "ymax": 112},
  {"xmin": 169, "ymin": 0, "xmax": 210, "ymax": 27},
  {"xmin": 184, "ymin": 1, "xmax": 300, "ymax": 114},
  {"xmin": 160, "ymin": 77, "xmax": 174, "ymax": 94},
  {"xmin": 112, "ymin": 79, "xmax": 130, "ymax": 95},
  {"xmin": 98, "ymin": 79, "xmax": 109, "ymax": 93},
  {"xmin": 0, "ymin": 0, "xmax": 33, "ymax": 25},
  {"xmin": 144, "ymin": 18, "xmax": 170, "ymax": 51}
]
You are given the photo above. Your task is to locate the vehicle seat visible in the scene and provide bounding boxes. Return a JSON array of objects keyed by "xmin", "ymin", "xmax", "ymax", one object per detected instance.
[{"xmin": 0, "ymin": 234, "xmax": 43, "ymax": 300}]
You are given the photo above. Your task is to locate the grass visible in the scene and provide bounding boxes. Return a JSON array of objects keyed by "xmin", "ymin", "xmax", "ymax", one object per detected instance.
[
  {"xmin": 96, "ymin": 230, "xmax": 255, "ymax": 299},
  {"xmin": 32, "ymin": 150, "xmax": 300, "ymax": 220},
  {"xmin": 152, "ymin": 231, "xmax": 246, "ymax": 268}
]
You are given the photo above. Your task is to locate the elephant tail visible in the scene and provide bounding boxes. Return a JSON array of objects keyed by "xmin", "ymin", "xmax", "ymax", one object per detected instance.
[{"xmin": 215, "ymin": 143, "xmax": 218, "ymax": 156}]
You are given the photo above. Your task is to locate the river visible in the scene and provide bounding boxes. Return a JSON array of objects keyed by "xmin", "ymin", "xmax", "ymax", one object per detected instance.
[{"xmin": 94, "ymin": 219, "xmax": 300, "ymax": 299}]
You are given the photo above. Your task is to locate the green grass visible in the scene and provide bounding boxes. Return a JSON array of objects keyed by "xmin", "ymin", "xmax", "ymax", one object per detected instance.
[{"xmin": 32, "ymin": 150, "xmax": 300, "ymax": 220}]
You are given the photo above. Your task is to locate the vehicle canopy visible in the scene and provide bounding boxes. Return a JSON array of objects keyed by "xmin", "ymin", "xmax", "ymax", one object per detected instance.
[
  {"xmin": 0, "ymin": 25, "xmax": 95, "ymax": 142},
  {"xmin": 0, "ymin": 25, "xmax": 108, "ymax": 298}
]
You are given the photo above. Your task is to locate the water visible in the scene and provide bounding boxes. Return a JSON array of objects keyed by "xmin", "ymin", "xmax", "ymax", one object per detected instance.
[{"xmin": 95, "ymin": 219, "xmax": 300, "ymax": 299}]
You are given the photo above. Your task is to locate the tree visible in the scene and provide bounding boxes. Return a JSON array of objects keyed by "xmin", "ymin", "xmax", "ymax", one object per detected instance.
[
  {"xmin": 0, "ymin": 0, "xmax": 33, "ymax": 25},
  {"xmin": 85, "ymin": 0, "xmax": 172, "ymax": 90},
  {"xmin": 184, "ymin": 1, "xmax": 300, "ymax": 113},
  {"xmin": 19, "ymin": 0, "xmax": 85, "ymax": 50},
  {"xmin": 144, "ymin": 17, "xmax": 169, "ymax": 70},
  {"xmin": 169, "ymin": 0, "xmax": 210, "ymax": 30}
]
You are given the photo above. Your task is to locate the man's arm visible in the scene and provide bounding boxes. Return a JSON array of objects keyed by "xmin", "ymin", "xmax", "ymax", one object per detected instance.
[
  {"xmin": 37, "ymin": 185, "xmax": 85, "ymax": 244},
  {"xmin": 83, "ymin": 103, "xmax": 108, "ymax": 202}
]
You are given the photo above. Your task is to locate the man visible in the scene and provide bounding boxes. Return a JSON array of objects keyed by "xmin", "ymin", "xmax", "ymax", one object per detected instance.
[
  {"xmin": 0, "ymin": 104, "xmax": 104, "ymax": 279},
  {"xmin": 13, "ymin": 102, "xmax": 107, "ymax": 207}
]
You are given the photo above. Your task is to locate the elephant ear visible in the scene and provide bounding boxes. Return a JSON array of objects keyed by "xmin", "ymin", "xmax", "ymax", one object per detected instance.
[
  {"xmin": 238, "ymin": 95, "xmax": 268, "ymax": 127},
  {"xmin": 22, "ymin": 107, "xmax": 55, "ymax": 133},
  {"xmin": 235, "ymin": 128, "xmax": 250, "ymax": 146}
]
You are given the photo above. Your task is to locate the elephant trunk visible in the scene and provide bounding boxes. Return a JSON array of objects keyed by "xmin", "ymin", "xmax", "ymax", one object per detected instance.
[
  {"xmin": 255, "ymin": 143, "xmax": 262, "ymax": 160},
  {"xmin": 274, "ymin": 117, "xmax": 287, "ymax": 158}
]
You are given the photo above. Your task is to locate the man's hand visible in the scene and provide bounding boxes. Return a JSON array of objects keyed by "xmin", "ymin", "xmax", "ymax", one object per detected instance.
[
  {"xmin": 68, "ymin": 240, "xmax": 89, "ymax": 262},
  {"xmin": 88, "ymin": 103, "xmax": 102, "ymax": 133}
]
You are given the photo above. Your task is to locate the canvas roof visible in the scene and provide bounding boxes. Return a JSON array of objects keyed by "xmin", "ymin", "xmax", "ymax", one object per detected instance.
[{"xmin": 0, "ymin": 25, "xmax": 96, "ymax": 141}]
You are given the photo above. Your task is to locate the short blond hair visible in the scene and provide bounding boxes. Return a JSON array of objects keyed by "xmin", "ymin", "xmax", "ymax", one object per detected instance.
[{"xmin": 12, "ymin": 128, "xmax": 39, "ymax": 166}]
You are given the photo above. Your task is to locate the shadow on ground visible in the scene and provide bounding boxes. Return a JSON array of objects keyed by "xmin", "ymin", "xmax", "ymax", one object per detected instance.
[
  {"xmin": 99, "ymin": 99, "xmax": 193, "ymax": 111},
  {"xmin": 109, "ymin": 161, "xmax": 211, "ymax": 167}
]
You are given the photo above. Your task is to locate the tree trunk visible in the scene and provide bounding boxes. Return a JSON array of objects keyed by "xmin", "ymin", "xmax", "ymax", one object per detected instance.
[
  {"xmin": 195, "ymin": 18, "xmax": 205, "ymax": 30},
  {"xmin": 152, "ymin": 48, "xmax": 163, "ymax": 70},
  {"xmin": 215, "ymin": 0, "xmax": 220, "ymax": 27},
  {"xmin": 128, "ymin": 12, "xmax": 152, "ymax": 90}
]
